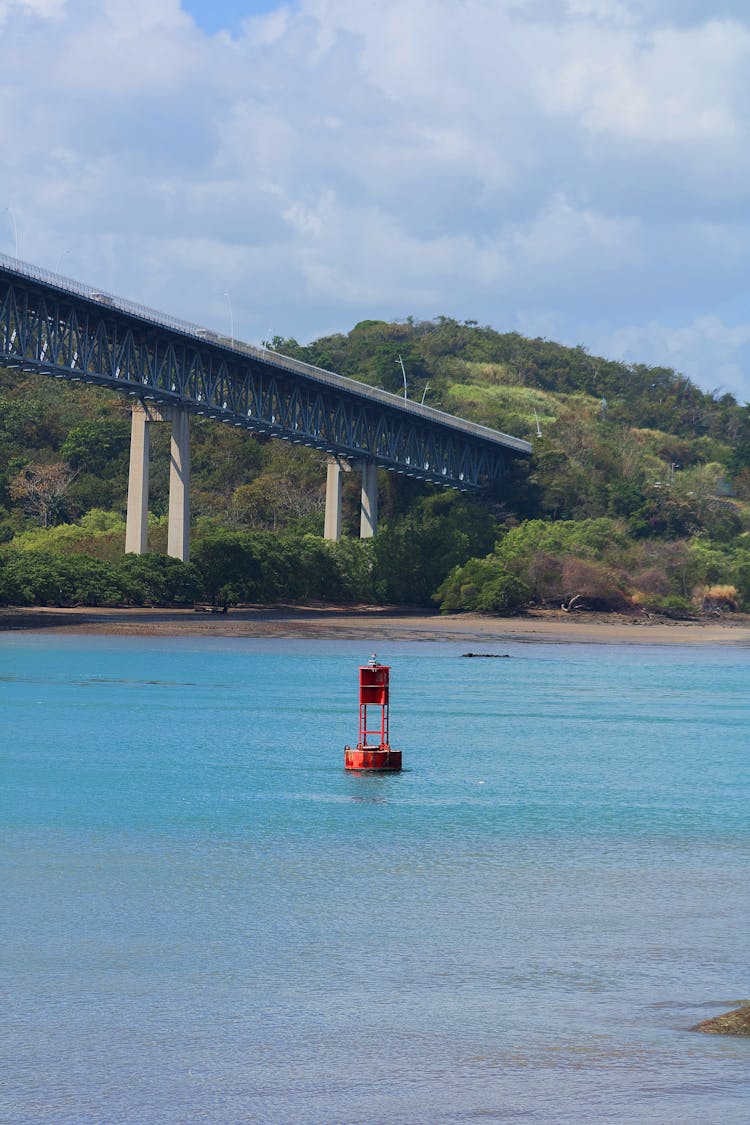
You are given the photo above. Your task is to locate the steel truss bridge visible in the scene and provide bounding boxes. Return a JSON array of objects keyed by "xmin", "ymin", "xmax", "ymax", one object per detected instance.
[{"xmin": 0, "ymin": 254, "xmax": 531, "ymax": 491}]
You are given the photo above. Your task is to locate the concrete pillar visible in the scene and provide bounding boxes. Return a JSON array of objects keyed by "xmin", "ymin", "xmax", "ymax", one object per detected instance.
[
  {"xmin": 125, "ymin": 404, "xmax": 151, "ymax": 554},
  {"xmin": 167, "ymin": 409, "xmax": 190, "ymax": 562},
  {"xmin": 126, "ymin": 402, "xmax": 192, "ymax": 560},
  {"xmin": 324, "ymin": 458, "xmax": 343, "ymax": 541},
  {"xmin": 359, "ymin": 460, "xmax": 378, "ymax": 539}
]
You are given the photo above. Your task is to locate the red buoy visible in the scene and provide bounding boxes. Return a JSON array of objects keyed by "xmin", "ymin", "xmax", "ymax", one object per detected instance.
[{"xmin": 344, "ymin": 654, "xmax": 402, "ymax": 772}]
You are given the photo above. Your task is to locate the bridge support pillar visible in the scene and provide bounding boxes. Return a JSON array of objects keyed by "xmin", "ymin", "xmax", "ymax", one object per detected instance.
[
  {"xmin": 359, "ymin": 461, "xmax": 378, "ymax": 539},
  {"xmin": 125, "ymin": 404, "xmax": 151, "ymax": 555},
  {"xmin": 167, "ymin": 408, "xmax": 190, "ymax": 562},
  {"xmin": 324, "ymin": 457, "xmax": 345, "ymax": 541},
  {"xmin": 125, "ymin": 402, "xmax": 191, "ymax": 561}
]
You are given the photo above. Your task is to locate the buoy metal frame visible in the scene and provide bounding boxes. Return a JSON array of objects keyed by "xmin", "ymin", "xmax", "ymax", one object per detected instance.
[{"xmin": 344, "ymin": 654, "xmax": 402, "ymax": 772}]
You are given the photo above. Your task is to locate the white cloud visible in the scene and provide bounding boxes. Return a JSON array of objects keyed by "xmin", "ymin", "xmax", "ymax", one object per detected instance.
[
  {"xmin": 1, "ymin": 0, "xmax": 750, "ymax": 400},
  {"xmin": 603, "ymin": 315, "xmax": 750, "ymax": 400},
  {"xmin": 548, "ymin": 20, "xmax": 750, "ymax": 144},
  {"xmin": 239, "ymin": 4, "xmax": 291, "ymax": 45},
  {"xmin": 0, "ymin": 0, "xmax": 66, "ymax": 21},
  {"xmin": 564, "ymin": 0, "xmax": 633, "ymax": 21}
]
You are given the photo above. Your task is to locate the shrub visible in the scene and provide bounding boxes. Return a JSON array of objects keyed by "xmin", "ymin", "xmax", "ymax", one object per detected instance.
[
  {"xmin": 191, "ymin": 529, "xmax": 373, "ymax": 606},
  {"xmin": 116, "ymin": 554, "xmax": 204, "ymax": 605},
  {"xmin": 0, "ymin": 547, "xmax": 204, "ymax": 607},
  {"xmin": 474, "ymin": 574, "xmax": 530, "ymax": 614},
  {"xmin": 0, "ymin": 550, "xmax": 125, "ymax": 606},
  {"xmin": 638, "ymin": 593, "xmax": 697, "ymax": 619},
  {"xmin": 696, "ymin": 584, "xmax": 739, "ymax": 613},
  {"xmin": 559, "ymin": 557, "xmax": 628, "ymax": 611},
  {"xmin": 435, "ymin": 556, "xmax": 528, "ymax": 613}
]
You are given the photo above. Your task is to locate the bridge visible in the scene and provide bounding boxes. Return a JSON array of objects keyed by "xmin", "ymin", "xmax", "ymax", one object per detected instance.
[{"xmin": 0, "ymin": 253, "xmax": 532, "ymax": 560}]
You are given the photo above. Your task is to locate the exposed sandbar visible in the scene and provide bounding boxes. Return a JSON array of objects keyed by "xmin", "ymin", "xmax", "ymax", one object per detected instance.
[{"xmin": 2, "ymin": 605, "xmax": 750, "ymax": 646}]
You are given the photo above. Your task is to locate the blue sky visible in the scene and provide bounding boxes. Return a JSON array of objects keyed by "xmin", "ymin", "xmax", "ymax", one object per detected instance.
[
  {"xmin": 1, "ymin": 0, "xmax": 750, "ymax": 401},
  {"xmin": 182, "ymin": 0, "xmax": 284, "ymax": 35}
]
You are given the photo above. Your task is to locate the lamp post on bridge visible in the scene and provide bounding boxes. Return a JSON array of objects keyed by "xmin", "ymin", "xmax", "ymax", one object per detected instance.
[
  {"xmin": 397, "ymin": 354, "xmax": 408, "ymax": 399},
  {"xmin": 3, "ymin": 206, "xmax": 18, "ymax": 262},
  {"xmin": 224, "ymin": 290, "xmax": 234, "ymax": 348}
]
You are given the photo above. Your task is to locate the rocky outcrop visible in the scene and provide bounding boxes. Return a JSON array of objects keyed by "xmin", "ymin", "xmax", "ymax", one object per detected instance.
[{"xmin": 692, "ymin": 1004, "xmax": 750, "ymax": 1035}]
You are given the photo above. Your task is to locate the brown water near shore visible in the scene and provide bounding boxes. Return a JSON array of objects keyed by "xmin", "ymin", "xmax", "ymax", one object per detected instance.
[{"xmin": 2, "ymin": 605, "xmax": 749, "ymax": 645}]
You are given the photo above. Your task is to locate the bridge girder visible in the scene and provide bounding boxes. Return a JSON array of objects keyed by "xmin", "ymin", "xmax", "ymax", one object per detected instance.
[{"xmin": 0, "ymin": 263, "xmax": 531, "ymax": 491}]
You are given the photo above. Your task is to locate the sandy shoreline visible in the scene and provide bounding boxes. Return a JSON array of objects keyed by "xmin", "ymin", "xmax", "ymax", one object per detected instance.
[{"xmin": 1, "ymin": 604, "xmax": 750, "ymax": 646}]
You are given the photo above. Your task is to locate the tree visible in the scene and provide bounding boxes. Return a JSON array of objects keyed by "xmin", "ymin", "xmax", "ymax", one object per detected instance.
[
  {"xmin": 9, "ymin": 463, "xmax": 79, "ymax": 527},
  {"xmin": 372, "ymin": 493, "xmax": 498, "ymax": 605},
  {"xmin": 60, "ymin": 419, "xmax": 131, "ymax": 475},
  {"xmin": 230, "ymin": 474, "xmax": 324, "ymax": 531}
]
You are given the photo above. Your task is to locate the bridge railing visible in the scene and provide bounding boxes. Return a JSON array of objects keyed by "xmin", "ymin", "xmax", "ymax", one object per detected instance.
[{"xmin": 0, "ymin": 251, "xmax": 531, "ymax": 454}]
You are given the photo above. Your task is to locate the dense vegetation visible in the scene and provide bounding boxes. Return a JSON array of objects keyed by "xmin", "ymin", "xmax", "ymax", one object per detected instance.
[{"xmin": 2, "ymin": 316, "xmax": 750, "ymax": 616}]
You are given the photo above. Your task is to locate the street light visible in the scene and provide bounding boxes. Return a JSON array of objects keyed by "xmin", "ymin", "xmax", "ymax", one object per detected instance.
[
  {"xmin": 3, "ymin": 206, "xmax": 18, "ymax": 261},
  {"xmin": 54, "ymin": 248, "xmax": 71, "ymax": 273},
  {"xmin": 396, "ymin": 354, "xmax": 407, "ymax": 399},
  {"xmin": 224, "ymin": 289, "xmax": 234, "ymax": 348}
]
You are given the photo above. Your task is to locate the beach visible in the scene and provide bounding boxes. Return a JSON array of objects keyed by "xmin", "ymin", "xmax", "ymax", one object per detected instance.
[{"xmin": 2, "ymin": 604, "xmax": 750, "ymax": 645}]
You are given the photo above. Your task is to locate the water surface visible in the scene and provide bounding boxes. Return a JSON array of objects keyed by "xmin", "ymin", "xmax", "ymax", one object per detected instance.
[{"xmin": 1, "ymin": 635, "xmax": 748, "ymax": 1123}]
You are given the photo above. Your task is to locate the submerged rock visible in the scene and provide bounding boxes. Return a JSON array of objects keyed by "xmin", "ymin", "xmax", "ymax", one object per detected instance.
[{"xmin": 692, "ymin": 1003, "xmax": 750, "ymax": 1036}]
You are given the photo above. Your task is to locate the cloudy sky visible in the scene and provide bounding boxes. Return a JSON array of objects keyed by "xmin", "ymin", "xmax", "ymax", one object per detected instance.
[{"xmin": 2, "ymin": 0, "xmax": 750, "ymax": 399}]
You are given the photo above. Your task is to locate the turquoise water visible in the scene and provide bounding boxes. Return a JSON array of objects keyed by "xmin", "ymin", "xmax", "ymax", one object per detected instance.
[{"xmin": 1, "ymin": 634, "xmax": 748, "ymax": 1124}]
